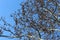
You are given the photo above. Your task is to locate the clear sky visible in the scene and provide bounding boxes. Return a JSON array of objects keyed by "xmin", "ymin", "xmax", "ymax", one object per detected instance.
[
  {"xmin": 0, "ymin": 0, "xmax": 23, "ymax": 40},
  {"xmin": 0, "ymin": 0, "xmax": 24, "ymax": 17}
]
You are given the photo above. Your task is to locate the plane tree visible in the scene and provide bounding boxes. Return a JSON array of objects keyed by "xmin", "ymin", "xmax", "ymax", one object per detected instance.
[{"xmin": 0, "ymin": 0, "xmax": 60, "ymax": 40}]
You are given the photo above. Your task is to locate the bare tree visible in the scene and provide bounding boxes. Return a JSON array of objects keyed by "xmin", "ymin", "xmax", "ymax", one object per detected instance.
[{"xmin": 0, "ymin": 0, "xmax": 60, "ymax": 40}]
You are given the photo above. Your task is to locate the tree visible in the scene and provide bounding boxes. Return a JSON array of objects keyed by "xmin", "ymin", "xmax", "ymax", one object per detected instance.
[{"xmin": 0, "ymin": 0, "xmax": 60, "ymax": 40}]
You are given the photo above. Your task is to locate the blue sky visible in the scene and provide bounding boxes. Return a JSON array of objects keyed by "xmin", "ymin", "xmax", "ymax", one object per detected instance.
[
  {"xmin": 0, "ymin": 0, "xmax": 24, "ymax": 17},
  {"xmin": 0, "ymin": 0, "xmax": 24, "ymax": 40}
]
